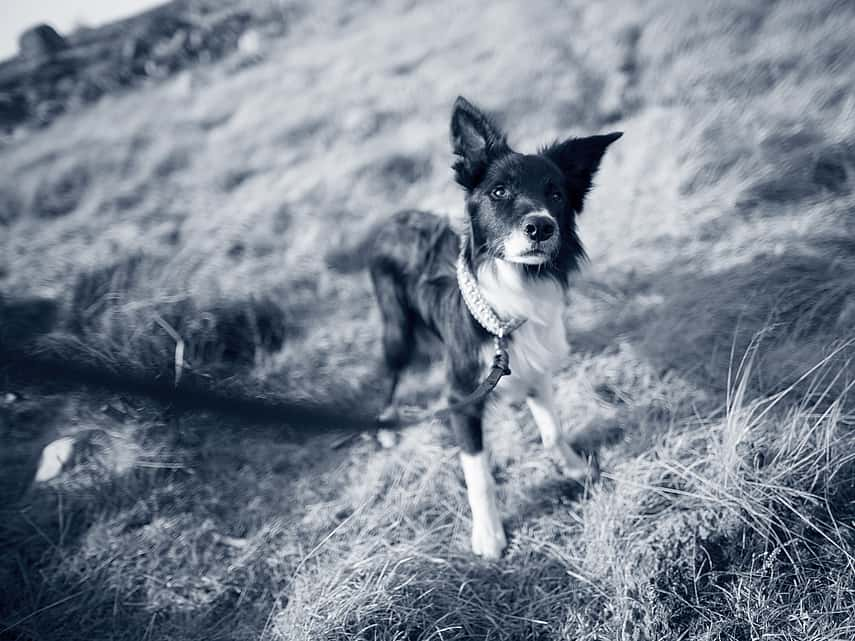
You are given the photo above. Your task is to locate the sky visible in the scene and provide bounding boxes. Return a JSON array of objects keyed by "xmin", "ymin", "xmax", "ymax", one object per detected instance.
[{"xmin": 0, "ymin": 0, "xmax": 165, "ymax": 61}]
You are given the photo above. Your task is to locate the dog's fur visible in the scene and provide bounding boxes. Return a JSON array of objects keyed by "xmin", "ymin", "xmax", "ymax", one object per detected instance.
[{"xmin": 331, "ymin": 97, "xmax": 620, "ymax": 558}]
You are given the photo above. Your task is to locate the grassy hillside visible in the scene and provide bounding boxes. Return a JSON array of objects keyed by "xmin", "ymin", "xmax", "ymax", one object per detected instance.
[{"xmin": 1, "ymin": 0, "xmax": 854, "ymax": 639}]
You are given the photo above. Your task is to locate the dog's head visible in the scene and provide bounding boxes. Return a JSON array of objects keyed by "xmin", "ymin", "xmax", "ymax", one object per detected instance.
[{"xmin": 450, "ymin": 96, "xmax": 621, "ymax": 280}]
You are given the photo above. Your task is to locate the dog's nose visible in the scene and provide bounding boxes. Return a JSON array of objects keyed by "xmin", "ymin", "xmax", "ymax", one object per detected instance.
[{"xmin": 523, "ymin": 215, "xmax": 555, "ymax": 242}]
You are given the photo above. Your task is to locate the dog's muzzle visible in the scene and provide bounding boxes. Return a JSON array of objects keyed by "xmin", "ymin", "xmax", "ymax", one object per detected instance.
[{"xmin": 503, "ymin": 211, "xmax": 558, "ymax": 265}]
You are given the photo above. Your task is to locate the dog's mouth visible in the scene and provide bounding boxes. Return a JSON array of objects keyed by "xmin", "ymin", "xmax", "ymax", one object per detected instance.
[
  {"xmin": 505, "ymin": 247, "xmax": 550, "ymax": 265},
  {"xmin": 501, "ymin": 230, "xmax": 557, "ymax": 265}
]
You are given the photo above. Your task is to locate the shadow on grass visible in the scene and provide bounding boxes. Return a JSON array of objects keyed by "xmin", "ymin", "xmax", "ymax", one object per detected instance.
[
  {"xmin": 573, "ymin": 233, "xmax": 855, "ymax": 402},
  {"xmin": 0, "ymin": 287, "xmax": 386, "ymax": 639},
  {"xmin": 0, "ymin": 397, "xmax": 361, "ymax": 641}
]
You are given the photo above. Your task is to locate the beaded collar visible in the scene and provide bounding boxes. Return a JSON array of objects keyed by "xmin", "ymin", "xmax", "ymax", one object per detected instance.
[{"xmin": 456, "ymin": 243, "xmax": 526, "ymax": 338}]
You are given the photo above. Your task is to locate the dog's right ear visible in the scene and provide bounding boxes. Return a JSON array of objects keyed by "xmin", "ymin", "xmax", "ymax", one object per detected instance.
[
  {"xmin": 450, "ymin": 96, "xmax": 508, "ymax": 190},
  {"xmin": 542, "ymin": 132, "xmax": 622, "ymax": 213}
]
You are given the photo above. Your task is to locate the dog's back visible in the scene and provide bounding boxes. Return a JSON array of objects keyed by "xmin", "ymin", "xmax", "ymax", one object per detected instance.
[
  {"xmin": 328, "ymin": 210, "xmax": 454, "ymax": 275},
  {"xmin": 345, "ymin": 211, "xmax": 477, "ymax": 381}
]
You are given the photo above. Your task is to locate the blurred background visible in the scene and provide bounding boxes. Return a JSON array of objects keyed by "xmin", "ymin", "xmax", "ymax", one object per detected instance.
[
  {"xmin": 1, "ymin": 1, "xmax": 854, "ymax": 640},
  {"xmin": 1, "ymin": 1, "xmax": 165, "ymax": 60}
]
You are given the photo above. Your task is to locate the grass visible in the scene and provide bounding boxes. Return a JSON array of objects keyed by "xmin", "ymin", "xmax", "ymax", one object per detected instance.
[
  {"xmin": 273, "ymin": 346, "xmax": 855, "ymax": 640},
  {"xmin": 1, "ymin": 0, "xmax": 854, "ymax": 639}
]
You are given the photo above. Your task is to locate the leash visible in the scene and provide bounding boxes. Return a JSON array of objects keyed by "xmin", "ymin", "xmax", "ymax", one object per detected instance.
[
  {"xmin": 376, "ymin": 248, "xmax": 526, "ymax": 428},
  {"xmin": 0, "ymin": 248, "xmax": 526, "ymax": 435},
  {"xmin": 376, "ymin": 335, "xmax": 511, "ymax": 427}
]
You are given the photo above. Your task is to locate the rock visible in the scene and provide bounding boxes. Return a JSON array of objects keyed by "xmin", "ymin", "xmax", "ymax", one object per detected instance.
[
  {"xmin": 34, "ymin": 436, "xmax": 75, "ymax": 482},
  {"xmin": 2, "ymin": 8, "xmax": 260, "ymax": 135},
  {"xmin": 18, "ymin": 24, "xmax": 68, "ymax": 60}
]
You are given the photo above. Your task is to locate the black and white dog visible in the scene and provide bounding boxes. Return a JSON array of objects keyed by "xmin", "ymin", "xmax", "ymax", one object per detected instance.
[{"xmin": 332, "ymin": 97, "xmax": 620, "ymax": 558}]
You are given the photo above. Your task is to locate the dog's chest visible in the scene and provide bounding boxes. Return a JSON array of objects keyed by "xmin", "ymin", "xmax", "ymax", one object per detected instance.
[{"xmin": 476, "ymin": 261, "xmax": 568, "ymax": 396}]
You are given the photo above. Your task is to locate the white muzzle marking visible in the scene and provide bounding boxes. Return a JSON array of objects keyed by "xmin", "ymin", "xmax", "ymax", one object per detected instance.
[{"xmin": 502, "ymin": 210, "xmax": 557, "ymax": 265}]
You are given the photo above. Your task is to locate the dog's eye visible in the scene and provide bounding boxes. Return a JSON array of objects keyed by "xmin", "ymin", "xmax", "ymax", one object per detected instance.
[
  {"xmin": 490, "ymin": 186, "xmax": 509, "ymax": 200},
  {"xmin": 551, "ymin": 190, "xmax": 564, "ymax": 202}
]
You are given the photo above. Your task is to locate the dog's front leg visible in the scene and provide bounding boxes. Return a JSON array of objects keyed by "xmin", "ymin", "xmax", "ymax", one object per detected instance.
[
  {"xmin": 526, "ymin": 378, "xmax": 591, "ymax": 482},
  {"xmin": 458, "ymin": 447, "xmax": 506, "ymax": 559},
  {"xmin": 449, "ymin": 369, "xmax": 506, "ymax": 558}
]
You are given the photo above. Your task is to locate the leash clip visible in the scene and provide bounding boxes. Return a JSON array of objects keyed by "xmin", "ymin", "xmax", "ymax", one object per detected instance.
[
  {"xmin": 493, "ymin": 335, "xmax": 511, "ymax": 375},
  {"xmin": 493, "ymin": 318, "xmax": 524, "ymax": 376}
]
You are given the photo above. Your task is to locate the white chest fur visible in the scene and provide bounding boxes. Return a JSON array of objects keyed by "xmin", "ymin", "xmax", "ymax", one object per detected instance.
[{"xmin": 476, "ymin": 260, "xmax": 568, "ymax": 396}]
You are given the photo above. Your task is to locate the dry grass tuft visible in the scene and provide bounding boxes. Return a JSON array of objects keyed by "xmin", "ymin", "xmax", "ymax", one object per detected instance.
[
  {"xmin": 61, "ymin": 252, "xmax": 291, "ymax": 378},
  {"xmin": 574, "ymin": 348, "xmax": 855, "ymax": 640}
]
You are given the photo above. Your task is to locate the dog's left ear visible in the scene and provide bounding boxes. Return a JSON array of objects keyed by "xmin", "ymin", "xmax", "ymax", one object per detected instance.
[{"xmin": 543, "ymin": 132, "xmax": 622, "ymax": 213}]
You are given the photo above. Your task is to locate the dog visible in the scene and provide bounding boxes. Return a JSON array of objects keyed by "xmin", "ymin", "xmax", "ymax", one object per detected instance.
[{"xmin": 330, "ymin": 96, "xmax": 621, "ymax": 558}]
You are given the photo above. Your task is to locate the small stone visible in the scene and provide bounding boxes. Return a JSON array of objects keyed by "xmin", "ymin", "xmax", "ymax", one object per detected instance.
[
  {"xmin": 35, "ymin": 436, "xmax": 75, "ymax": 482},
  {"xmin": 18, "ymin": 24, "xmax": 68, "ymax": 60}
]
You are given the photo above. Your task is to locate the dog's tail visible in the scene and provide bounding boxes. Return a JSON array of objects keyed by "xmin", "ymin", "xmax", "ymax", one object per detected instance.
[{"xmin": 325, "ymin": 232, "xmax": 376, "ymax": 273}]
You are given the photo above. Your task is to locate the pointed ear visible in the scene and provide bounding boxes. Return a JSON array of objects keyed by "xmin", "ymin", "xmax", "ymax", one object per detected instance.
[
  {"xmin": 542, "ymin": 132, "xmax": 622, "ymax": 212},
  {"xmin": 450, "ymin": 96, "xmax": 509, "ymax": 190}
]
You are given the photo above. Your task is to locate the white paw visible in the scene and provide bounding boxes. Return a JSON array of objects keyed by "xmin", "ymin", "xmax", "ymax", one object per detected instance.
[
  {"xmin": 375, "ymin": 428, "xmax": 398, "ymax": 448},
  {"xmin": 471, "ymin": 517, "xmax": 507, "ymax": 559}
]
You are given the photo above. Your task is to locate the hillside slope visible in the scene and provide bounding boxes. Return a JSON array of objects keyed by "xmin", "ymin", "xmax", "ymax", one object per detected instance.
[{"xmin": 1, "ymin": 1, "xmax": 854, "ymax": 640}]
